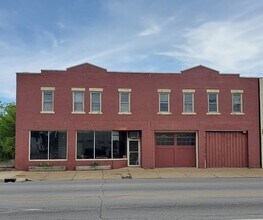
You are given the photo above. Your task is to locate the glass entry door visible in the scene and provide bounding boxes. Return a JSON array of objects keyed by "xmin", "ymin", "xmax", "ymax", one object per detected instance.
[{"xmin": 128, "ymin": 139, "xmax": 140, "ymax": 166}]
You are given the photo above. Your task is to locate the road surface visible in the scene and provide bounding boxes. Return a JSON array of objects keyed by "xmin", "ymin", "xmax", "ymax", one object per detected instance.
[{"xmin": 1, "ymin": 178, "xmax": 263, "ymax": 219}]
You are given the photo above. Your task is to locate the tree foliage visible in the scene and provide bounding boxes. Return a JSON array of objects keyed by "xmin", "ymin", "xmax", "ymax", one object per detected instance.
[{"xmin": 0, "ymin": 102, "xmax": 16, "ymax": 161}]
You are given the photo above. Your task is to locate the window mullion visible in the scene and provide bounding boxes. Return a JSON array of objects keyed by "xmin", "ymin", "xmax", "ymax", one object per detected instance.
[
  {"xmin": 111, "ymin": 131, "xmax": 113, "ymax": 159},
  {"xmin": 47, "ymin": 131, "xmax": 50, "ymax": 160},
  {"xmin": 93, "ymin": 131, "xmax": 95, "ymax": 159}
]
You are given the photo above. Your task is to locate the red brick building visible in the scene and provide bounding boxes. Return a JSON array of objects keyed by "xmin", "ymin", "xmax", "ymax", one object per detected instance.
[{"xmin": 15, "ymin": 63, "xmax": 260, "ymax": 170}]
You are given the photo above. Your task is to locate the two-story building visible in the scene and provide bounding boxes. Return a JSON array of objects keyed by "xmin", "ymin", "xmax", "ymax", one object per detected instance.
[{"xmin": 15, "ymin": 63, "xmax": 261, "ymax": 170}]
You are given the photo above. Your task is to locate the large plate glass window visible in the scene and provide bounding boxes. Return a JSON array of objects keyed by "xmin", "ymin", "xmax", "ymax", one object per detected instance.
[
  {"xmin": 30, "ymin": 131, "xmax": 67, "ymax": 160},
  {"xmin": 77, "ymin": 131, "xmax": 127, "ymax": 159},
  {"xmin": 95, "ymin": 131, "xmax": 111, "ymax": 159},
  {"xmin": 77, "ymin": 131, "xmax": 94, "ymax": 159}
]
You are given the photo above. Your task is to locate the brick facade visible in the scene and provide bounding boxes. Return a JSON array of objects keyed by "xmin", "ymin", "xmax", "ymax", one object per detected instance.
[{"xmin": 15, "ymin": 63, "xmax": 260, "ymax": 170}]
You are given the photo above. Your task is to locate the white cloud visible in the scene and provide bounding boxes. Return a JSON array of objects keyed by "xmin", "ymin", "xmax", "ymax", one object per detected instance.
[
  {"xmin": 138, "ymin": 16, "xmax": 175, "ymax": 37},
  {"xmin": 56, "ymin": 22, "xmax": 65, "ymax": 29},
  {"xmin": 42, "ymin": 31, "xmax": 59, "ymax": 48},
  {"xmin": 157, "ymin": 16, "xmax": 263, "ymax": 75},
  {"xmin": 1, "ymin": 0, "xmax": 263, "ymax": 102},
  {"xmin": 138, "ymin": 23, "xmax": 161, "ymax": 36}
]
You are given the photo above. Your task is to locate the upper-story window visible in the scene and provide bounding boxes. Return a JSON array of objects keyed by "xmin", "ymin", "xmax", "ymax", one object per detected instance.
[
  {"xmin": 231, "ymin": 90, "xmax": 244, "ymax": 115},
  {"xmin": 158, "ymin": 89, "xmax": 171, "ymax": 115},
  {"xmin": 182, "ymin": 89, "xmax": 195, "ymax": 114},
  {"xmin": 72, "ymin": 88, "xmax": 85, "ymax": 114},
  {"xmin": 89, "ymin": 88, "xmax": 103, "ymax": 114},
  {"xmin": 207, "ymin": 89, "xmax": 220, "ymax": 114},
  {"xmin": 41, "ymin": 87, "xmax": 55, "ymax": 113},
  {"xmin": 118, "ymin": 88, "xmax": 131, "ymax": 114}
]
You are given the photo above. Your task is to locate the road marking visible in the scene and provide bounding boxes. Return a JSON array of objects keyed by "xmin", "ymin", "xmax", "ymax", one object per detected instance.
[
  {"xmin": 25, "ymin": 209, "xmax": 43, "ymax": 211},
  {"xmin": 0, "ymin": 208, "xmax": 43, "ymax": 214}
]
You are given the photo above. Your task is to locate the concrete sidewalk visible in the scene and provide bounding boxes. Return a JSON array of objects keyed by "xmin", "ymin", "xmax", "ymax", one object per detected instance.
[{"xmin": 1, "ymin": 168, "xmax": 263, "ymax": 182}]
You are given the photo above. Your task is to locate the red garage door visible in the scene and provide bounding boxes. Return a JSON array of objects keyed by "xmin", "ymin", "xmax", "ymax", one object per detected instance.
[
  {"xmin": 206, "ymin": 131, "xmax": 248, "ymax": 168},
  {"xmin": 155, "ymin": 132, "xmax": 196, "ymax": 167}
]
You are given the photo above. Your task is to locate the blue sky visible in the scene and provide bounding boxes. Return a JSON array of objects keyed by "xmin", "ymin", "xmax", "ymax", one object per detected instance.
[{"xmin": 0, "ymin": 0, "xmax": 263, "ymax": 102}]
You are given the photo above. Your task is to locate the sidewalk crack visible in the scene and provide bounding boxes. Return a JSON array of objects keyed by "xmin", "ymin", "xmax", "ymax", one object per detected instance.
[{"xmin": 153, "ymin": 170, "xmax": 161, "ymax": 179}]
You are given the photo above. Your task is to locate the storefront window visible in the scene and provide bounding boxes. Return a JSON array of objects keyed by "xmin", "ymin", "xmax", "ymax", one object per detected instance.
[{"xmin": 30, "ymin": 131, "xmax": 67, "ymax": 160}]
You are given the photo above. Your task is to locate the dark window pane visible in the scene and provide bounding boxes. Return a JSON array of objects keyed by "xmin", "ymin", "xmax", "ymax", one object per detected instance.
[
  {"xmin": 95, "ymin": 131, "xmax": 111, "ymax": 159},
  {"xmin": 113, "ymin": 131, "xmax": 127, "ymax": 158},
  {"xmin": 91, "ymin": 92, "xmax": 101, "ymax": 112},
  {"xmin": 159, "ymin": 93, "xmax": 169, "ymax": 112},
  {"xmin": 30, "ymin": 131, "xmax": 48, "ymax": 159},
  {"xmin": 160, "ymin": 103, "xmax": 168, "ymax": 112},
  {"xmin": 129, "ymin": 152, "xmax": 139, "ymax": 165},
  {"xmin": 49, "ymin": 131, "xmax": 67, "ymax": 159},
  {"xmin": 121, "ymin": 103, "xmax": 129, "ymax": 112},
  {"xmin": 208, "ymin": 93, "xmax": 218, "ymax": 112},
  {"xmin": 155, "ymin": 133, "xmax": 174, "ymax": 146},
  {"xmin": 120, "ymin": 92, "xmax": 130, "ymax": 112},
  {"xmin": 43, "ymin": 91, "xmax": 53, "ymax": 111},
  {"xmin": 184, "ymin": 93, "xmax": 193, "ymax": 112},
  {"xmin": 129, "ymin": 140, "xmax": 139, "ymax": 151},
  {"xmin": 177, "ymin": 133, "xmax": 196, "ymax": 146},
  {"xmin": 160, "ymin": 93, "xmax": 168, "ymax": 102},
  {"xmin": 121, "ymin": 93, "xmax": 129, "ymax": 103},
  {"xmin": 44, "ymin": 91, "xmax": 52, "ymax": 101},
  {"xmin": 77, "ymin": 131, "xmax": 94, "ymax": 159},
  {"xmin": 74, "ymin": 92, "xmax": 84, "ymax": 112},
  {"xmin": 233, "ymin": 93, "xmax": 241, "ymax": 112}
]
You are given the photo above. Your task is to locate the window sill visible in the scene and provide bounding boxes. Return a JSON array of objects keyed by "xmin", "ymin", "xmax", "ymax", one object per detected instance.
[
  {"xmin": 206, "ymin": 112, "xmax": 221, "ymax": 115},
  {"xmin": 231, "ymin": 112, "xmax": 245, "ymax": 115},
  {"xmin": 89, "ymin": 112, "xmax": 103, "ymax": 114},
  {"xmin": 76, "ymin": 158, "xmax": 128, "ymax": 161},
  {"xmin": 40, "ymin": 111, "xmax": 55, "ymax": 114},
  {"xmin": 118, "ymin": 112, "xmax": 132, "ymax": 115},
  {"xmin": 157, "ymin": 112, "xmax": 172, "ymax": 115},
  {"xmin": 71, "ymin": 111, "xmax": 86, "ymax": 114},
  {"xmin": 182, "ymin": 112, "xmax": 196, "ymax": 115},
  {"xmin": 29, "ymin": 159, "xmax": 67, "ymax": 162}
]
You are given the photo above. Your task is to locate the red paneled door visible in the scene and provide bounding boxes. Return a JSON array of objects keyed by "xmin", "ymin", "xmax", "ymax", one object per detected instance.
[
  {"xmin": 155, "ymin": 147, "xmax": 196, "ymax": 167},
  {"xmin": 155, "ymin": 131, "xmax": 197, "ymax": 168},
  {"xmin": 206, "ymin": 131, "xmax": 248, "ymax": 168}
]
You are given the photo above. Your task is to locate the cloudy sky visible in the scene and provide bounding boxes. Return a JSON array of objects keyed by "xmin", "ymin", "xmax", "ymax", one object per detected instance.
[{"xmin": 0, "ymin": 0, "xmax": 263, "ymax": 102}]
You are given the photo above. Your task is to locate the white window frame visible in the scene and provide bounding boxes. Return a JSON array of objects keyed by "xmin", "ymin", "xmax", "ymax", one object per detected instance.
[
  {"xmin": 41, "ymin": 87, "xmax": 55, "ymax": 114},
  {"xmin": 182, "ymin": 89, "xmax": 196, "ymax": 115},
  {"xmin": 207, "ymin": 89, "xmax": 220, "ymax": 115},
  {"xmin": 71, "ymin": 88, "xmax": 85, "ymax": 114},
  {"xmin": 118, "ymin": 88, "xmax": 131, "ymax": 114},
  {"xmin": 158, "ymin": 89, "xmax": 171, "ymax": 115},
  {"xmin": 89, "ymin": 88, "xmax": 103, "ymax": 114},
  {"xmin": 231, "ymin": 90, "xmax": 244, "ymax": 115}
]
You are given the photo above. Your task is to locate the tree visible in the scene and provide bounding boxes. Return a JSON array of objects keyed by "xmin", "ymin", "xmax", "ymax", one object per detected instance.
[{"xmin": 0, "ymin": 102, "xmax": 16, "ymax": 161}]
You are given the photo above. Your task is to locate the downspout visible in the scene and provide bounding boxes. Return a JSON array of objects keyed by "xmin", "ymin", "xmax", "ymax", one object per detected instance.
[{"xmin": 259, "ymin": 78, "xmax": 263, "ymax": 168}]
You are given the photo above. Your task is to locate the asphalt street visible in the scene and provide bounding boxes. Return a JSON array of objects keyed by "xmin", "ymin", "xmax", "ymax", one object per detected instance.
[{"xmin": 0, "ymin": 178, "xmax": 263, "ymax": 220}]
